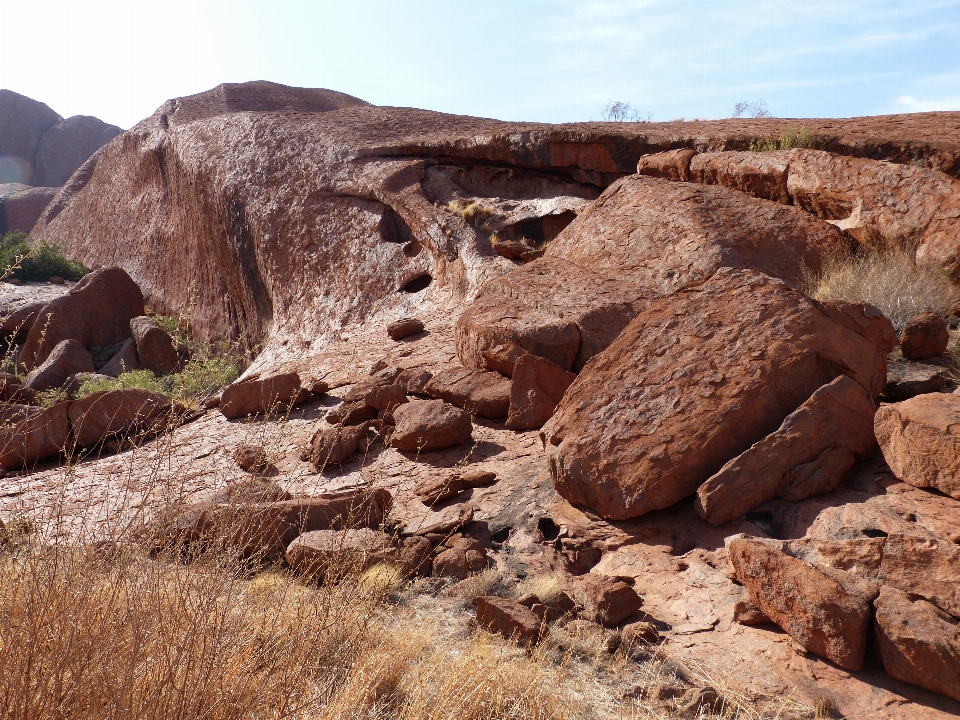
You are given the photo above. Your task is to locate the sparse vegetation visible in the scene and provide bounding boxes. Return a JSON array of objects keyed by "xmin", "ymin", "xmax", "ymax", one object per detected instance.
[
  {"xmin": 77, "ymin": 356, "xmax": 241, "ymax": 404},
  {"xmin": 444, "ymin": 200, "xmax": 494, "ymax": 230},
  {"xmin": 804, "ymin": 245, "xmax": 960, "ymax": 334},
  {"xmin": 0, "ymin": 230, "xmax": 89, "ymax": 282},
  {"xmin": 749, "ymin": 126, "xmax": 821, "ymax": 152},
  {"xmin": 732, "ymin": 99, "xmax": 771, "ymax": 118},
  {"xmin": 601, "ymin": 100, "xmax": 653, "ymax": 123}
]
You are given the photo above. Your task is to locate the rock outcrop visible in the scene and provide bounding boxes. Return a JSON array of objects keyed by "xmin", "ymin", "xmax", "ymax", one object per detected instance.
[{"xmin": 390, "ymin": 399, "xmax": 471, "ymax": 452}]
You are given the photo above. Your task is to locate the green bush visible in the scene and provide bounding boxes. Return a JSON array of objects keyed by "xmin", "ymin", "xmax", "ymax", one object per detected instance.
[
  {"xmin": 0, "ymin": 231, "xmax": 89, "ymax": 282},
  {"xmin": 749, "ymin": 126, "xmax": 821, "ymax": 152},
  {"xmin": 76, "ymin": 357, "xmax": 241, "ymax": 405}
]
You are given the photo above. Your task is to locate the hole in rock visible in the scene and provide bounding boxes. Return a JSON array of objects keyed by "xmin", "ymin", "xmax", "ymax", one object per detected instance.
[
  {"xmin": 537, "ymin": 516, "xmax": 561, "ymax": 541},
  {"xmin": 861, "ymin": 528, "xmax": 888, "ymax": 539},
  {"xmin": 490, "ymin": 527, "xmax": 512, "ymax": 543},
  {"xmin": 403, "ymin": 239, "xmax": 423, "ymax": 257},
  {"xmin": 744, "ymin": 510, "xmax": 782, "ymax": 538},
  {"xmin": 497, "ymin": 211, "xmax": 577, "ymax": 248},
  {"xmin": 399, "ymin": 274, "xmax": 432, "ymax": 293},
  {"xmin": 379, "ymin": 207, "xmax": 416, "ymax": 244},
  {"xmin": 903, "ymin": 513, "xmax": 917, "ymax": 523},
  {"xmin": 675, "ymin": 562, "xmax": 689, "ymax": 572}
]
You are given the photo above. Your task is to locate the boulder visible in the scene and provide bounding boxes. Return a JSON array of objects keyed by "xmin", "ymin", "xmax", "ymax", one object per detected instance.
[
  {"xmin": 475, "ymin": 596, "xmax": 544, "ymax": 646},
  {"xmin": 733, "ymin": 597, "xmax": 771, "ymax": 626},
  {"xmin": 285, "ymin": 528, "xmax": 394, "ymax": 581},
  {"xmin": 325, "ymin": 401, "xmax": 379, "ymax": 426},
  {"xmin": 546, "ymin": 174, "xmax": 847, "ymax": 294},
  {"xmin": 219, "ymin": 372, "xmax": 302, "ymax": 419},
  {"xmin": 32, "ymin": 115, "xmax": 122, "ymax": 187},
  {"xmin": 690, "ymin": 150, "xmax": 791, "ymax": 204},
  {"xmin": 620, "ymin": 620, "xmax": 661, "ymax": 646},
  {"xmin": 424, "ymin": 367, "xmax": 511, "ymax": 419},
  {"xmin": 696, "ymin": 375, "xmax": 878, "ymax": 525},
  {"xmin": 0, "ymin": 373, "xmax": 35, "ymax": 403},
  {"xmin": 18, "ymin": 267, "xmax": 144, "ymax": 370},
  {"xmin": 878, "ymin": 534, "xmax": 960, "ymax": 618},
  {"xmin": 387, "ymin": 317, "xmax": 424, "ymax": 340},
  {"xmin": 456, "ymin": 256, "xmax": 654, "ymax": 375},
  {"xmin": 0, "ymin": 401, "xmax": 70, "ymax": 468},
  {"xmin": 396, "ymin": 366, "xmax": 433, "ymax": 395},
  {"xmin": 873, "ymin": 585, "xmax": 960, "ymax": 702},
  {"xmin": 0, "ymin": 89, "xmax": 60, "ymax": 185},
  {"xmin": 432, "ymin": 545, "xmax": 486, "ymax": 579},
  {"xmin": 233, "ymin": 443, "xmax": 268, "ymax": 472},
  {"xmin": 572, "ymin": 575, "xmax": 642, "ymax": 628},
  {"xmin": 415, "ymin": 467, "xmax": 498, "ymax": 506},
  {"xmin": 541, "ymin": 268, "xmax": 892, "ymax": 520},
  {"xmin": 0, "ymin": 297, "xmax": 45, "ymax": 340},
  {"xmin": 303, "ymin": 422, "xmax": 370, "ymax": 468},
  {"xmin": 505, "ymin": 354, "xmax": 577, "ymax": 431},
  {"xmin": 635, "ymin": 148, "xmax": 696, "ymax": 182},
  {"xmin": 899, "ymin": 312, "xmax": 948, "ymax": 360},
  {"xmin": 389, "ymin": 536, "xmax": 434, "ymax": 577},
  {"xmin": 343, "ymin": 380, "xmax": 408, "ymax": 412},
  {"xmin": 99, "ymin": 338, "xmax": 142, "ymax": 377},
  {"xmin": 882, "ymin": 358, "xmax": 947, "ymax": 400},
  {"xmin": 68, "ymin": 389, "xmax": 175, "ymax": 447},
  {"xmin": 130, "ymin": 316, "xmax": 180, "ymax": 375},
  {"xmin": 875, "ymin": 393, "xmax": 960, "ymax": 499},
  {"xmin": 0, "ymin": 186, "xmax": 59, "ymax": 234},
  {"xmin": 23, "ymin": 338, "xmax": 95, "ymax": 391},
  {"xmin": 727, "ymin": 535, "xmax": 876, "ymax": 671},
  {"xmin": 390, "ymin": 399, "xmax": 472, "ymax": 452}
]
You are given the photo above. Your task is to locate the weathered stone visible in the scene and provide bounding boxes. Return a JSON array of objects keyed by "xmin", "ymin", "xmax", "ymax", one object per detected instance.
[
  {"xmin": 233, "ymin": 443, "xmax": 268, "ymax": 472},
  {"xmin": 424, "ymin": 367, "xmax": 511, "ymax": 419},
  {"xmin": 99, "ymin": 337, "xmax": 141, "ymax": 377},
  {"xmin": 572, "ymin": 575, "xmax": 642, "ymax": 628},
  {"xmin": 432, "ymin": 545, "xmax": 486, "ymax": 579},
  {"xmin": 690, "ymin": 150, "xmax": 790, "ymax": 204},
  {"xmin": 900, "ymin": 312, "xmax": 949, "ymax": 360},
  {"xmin": 220, "ymin": 372, "xmax": 301, "ymax": 419},
  {"xmin": 874, "ymin": 585, "xmax": 960, "ymax": 702},
  {"xmin": 505, "ymin": 354, "xmax": 576, "ymax": 431},
  {"xmin": 415, "ymin": 467, "xmax": 498, "ymax": 505},
  {"xmin": 326, "ymin": 400, "xmax": 378, "ymax": 426},
  {"xmin": 24, "ymin": 338, "xmax": 95, "ymax": 391},
  {"xmin": 882, "ymin": 358, "xmax": 947, "ymax": 400},
  {"xmin": 542, "ymin": 269, "xmax": 891, "ymax": 520},
  {"xmin": 475, "ymin": 596, "xmax": 544, "ymax": 646},
  {"xmin": 635, "ymin": 148, "xmax": 696, "ymax": 181},
  {"xmin": 696, "ymin": 375, "xmax": 877, "ymax": 525},
  {"xmin": 875, "ymin": 393, "xmax": 960, "ymax": 499},
  {"xmin": 285, "ymin": 528, "xmax": 394, "ymax": 581},
  {"xmin": 69, "ymin": 389, "xmax": 175, "ymax": 447},
  {"xmin": 878, "ymin": 533, "xmax": 960, "ymax": 618},
  {"xmin": 0, "ymin": 373, "xmax": 35, "ymax": 403},
  {"xmin": 733, "ymin": 597, "xmax": 771, "ymax": 626},
  {"xmin": 620, "ymin": 620, "xmax": 661, "ymax": 646},
  {"xmin": 130, "ymin": 316, "xmax": 180, "ymax": 375},
  {"xmin": 33, "ymin": 114, "xmax": 122, "ymax": 187},
  {"xmin": 387, "ymin": 317, "xmax": 424, "ymax": 340},
  {"xmin": 390, "ymin": 399, "xmax": 472, "ymax": 452},
  {"xmin": 396, "ymin": 367, "xmax": 433, "ymax": 395},
  {"xmin": 727, "ymin": 535, "xmax": 876, "ymax": 671},
  {"xmin": 18, "ymin": 267, "xmax": 144, "ymax": 370},
  {"xmin": 0, "ymin": 401, "xmax": 70, "ymax": 468},
  {"xmin": 303, "ymin": 422, "xmax": 370, "ymax": 468}
]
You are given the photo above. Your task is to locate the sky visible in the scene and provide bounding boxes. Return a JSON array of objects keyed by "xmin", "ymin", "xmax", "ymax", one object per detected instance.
[{"xmin": 0, "ymin": 0, "xmax": 959, "ymax": 129}]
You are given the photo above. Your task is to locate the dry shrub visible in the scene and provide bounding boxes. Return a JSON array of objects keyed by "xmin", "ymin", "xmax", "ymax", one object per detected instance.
[
  {"xmin": 803, "ymin": 245, "xmax": 960, "ymax": 334},
  {"xmin": 444, "ymin": 200, "xmax": 493, "ymax": 229}
]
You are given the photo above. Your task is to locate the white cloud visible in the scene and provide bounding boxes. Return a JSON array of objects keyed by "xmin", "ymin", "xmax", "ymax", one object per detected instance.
[{"xmin": 893, "ymin": 95, "xmax": 960, "ymax": 112}]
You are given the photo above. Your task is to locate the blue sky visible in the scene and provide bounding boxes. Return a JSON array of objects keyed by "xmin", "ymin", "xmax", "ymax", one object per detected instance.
[{"xmin": 1, "ymin": 0, "xmax": 958, "ymax": 129}]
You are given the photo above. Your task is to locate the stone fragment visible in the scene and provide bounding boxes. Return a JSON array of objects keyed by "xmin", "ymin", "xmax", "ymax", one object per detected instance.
[
  {"xmin": 303, "ymin": 422, "xmax": 370, "ymax": 468},
  {"xmin": 505, "ymin": 354, "xmax": 576, "ymax": 431},
  {"xmin": 573, "ymin": 575, "xmax": 642, "ymax": 628},
  {"xmin": 696, "ymin": 375, "xmax": 877, "ymax": 525},
  {"xmin": 542, "ymin": 269, "xmax": 892, "ymax": 520},
  {"xmin": 416, "ymin": 467, "xmax": 498, "ymax": 506},
  {"xmin": 475, "ymin": 596, "xmax": 544, "ymax": 646},
  {"xmin": 873, "ymin": 585, "xmax": 960, "ymax": 702},
  {"xmin": 878, "ymin": 533, "xmax": 960, "ymax": 618},
  {"xmin": 219, "ymin": 372, "xmax": 301, "ymax": 419},
  {"xmin": 343, "ymin": 378, "xmax": 408, "ymax": 410},
  {"xmin": 727, "ymin": 535, "xmax": 876, "ymax": 671},
  {"xmin": 620, "ymin": 620, "xmax": 661, "ymax": 646},
  {"xmin": 233, "ymin": 443, "xmax": 268, "ymax": 472},
  {"xmin": 635, "ymin": 148, "xmax": 696, "ymax": 182},
  {"xmin": 432, "ymin": 545, "xmax": 486, "ymax": 579},
  {"xmin": 408, "ymin": 504, "xmax": 474, "ymax": 536},
  {"xmin": 396, "ymin": 366, "xmax": 433, "ymax": 394},
  {"xmin": 130, "ymin": 315, "xmax": 180, "ymax": 374},
  {"xmin": 18, "ymin": 266, "xmax": 144, "ymax": 370},
  {"xmin": 99, "ymin": 337, "xmax": 141, "ymax": 377},
  {"xmin": 424, "ymin": 367, "xmax": 511, "ymax": 419},
  {"xmin": 326, "ymin": 400, "xmax": 378, "ymax": 426},
  {"xmin": 0, "ymin": 401, "xmax": 70, "ymax": 468},
  {"xmin": 387, "ymin": 317, "xmax": 424, "ymax": 340},
  {"xmin": 285, "ymin": 528, "xmax": 394, "ymax": 581},
  {"xmin": 900, "ymin": 311, "xmax": 949, "ymax": 360},
  {"xmin": 490, "ymin": 237, "xmax": 543, "ymax": 262},
  {"xmin": 390, "ymin": 399, "xmax": 472, "ymax": 452},
  {"xmin": 68, "ymin": 389, "xmax": 175, "ymax": 447},
  {"xmin": 875, "ymin": 393, "xmax": 960, "ymax": 499},
  {"xmin": 389, "ymin": 536, "xmax": 433, "ymax": 577},
  {"xmin": 24, "ymin": 338, "xmax": 94, "ymax": 391}
]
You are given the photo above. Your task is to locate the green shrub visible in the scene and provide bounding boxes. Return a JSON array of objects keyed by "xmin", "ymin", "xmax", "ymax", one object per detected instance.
[
  {"xmin": 0, "ymin": 231, "xmax": 89, "ymax": 282},
  {"xmin": 749, "ymin": 126, "xmax": 821, "ymax": 152},
  {"xmin": 76, "ymin": 357, "xmax": 241, "ymax": 404}
]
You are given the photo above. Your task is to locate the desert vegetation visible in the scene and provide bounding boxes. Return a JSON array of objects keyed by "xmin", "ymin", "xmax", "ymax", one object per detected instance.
[
  {"xmin": 732, "ymin": 100, "xmax": 771, "ymax": 118},
  {"xmin": 748, "ymin": 126, "xmax": 820, "ymax": 152},
  {"xmin": 0, "ymin": 231, "xmax": 88, "ymax": 283}
]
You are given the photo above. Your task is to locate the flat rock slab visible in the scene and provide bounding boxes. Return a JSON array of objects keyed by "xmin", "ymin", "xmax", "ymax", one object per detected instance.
[{"xmin": 882, "ymin": 358, "xmax": 947, "ymax": 400}]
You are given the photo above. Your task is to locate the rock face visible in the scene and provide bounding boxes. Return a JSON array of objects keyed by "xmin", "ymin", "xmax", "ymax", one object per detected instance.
[
  {"xmin": 0, "ymin": 186, "xmax": 59, "ymax": 235},
  {"xmin": 900, "ymin": 312, "xmax": 949, "ymax": 360},
  {"xmin": 505, "ymin": 354, "xmax": 577, "ymax": 431},
  {"xmin": 0, "ymin": 401, "xmax": 70, "ymax": 468},
  {"xmin": 542, "ymin": 269, "xmax": 891, "ymax": 520},
  {"xmin": 68, "ymin": 389, "xmax": 174, "ymax": 447},
  {"xmin": 23, "ymin": 338, "xmax": 95, "ymax": 392},
  {"xmin": 219, "ymin": 372, "xmax": 302, "ymax": 419},
  {"xmin": 0, "ymin": 90, "xmax": 60, "ymax": 185},
  {"xmin": 130, "ymin": 316, "xmax": 180, "ymax": 374},
  {"xmin": 390, "ymin": 399, "xmax": 472, "ymax": 452},
  {"xmin": 875, "ymin": 393, "xmax": 960, "ymax": 500},
  {"xmin": 878, "ymin": 534, "xmax": 960, "ymax": 618},
  {"xmin": 32, "ymin": 115, "xmax": 122, "ymax": 188},
  {"xmin": 424, "ymin": 367, "xmax": 511, "ymax": 419},
  {"xmin": 696, "ymin": 375, "xmax": 878, "ymax": 525},
  {"xmin": 18, "ymin": 267, "xmax": 144, "ymax": 370},
  {"xmin": 873, "ymin": 586, "xmax": 960, "ymax": 702},
  {"xmin": 727, "ymin": 536, "xmax": 876, "ymax": 671}
]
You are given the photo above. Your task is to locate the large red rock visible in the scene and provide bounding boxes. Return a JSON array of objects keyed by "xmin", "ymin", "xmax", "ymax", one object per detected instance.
[
  {"xmin": 23, "ymin": 338, "xmax": 95, "ymax": 391},
  {"xmin": 0, "ymin": 401, "xmax": 70, "ymax": 468},
  {"xmin": 542, "ymin": 269, "xmax": 892, "ymax": 520},
  {"xmin": 475, "ymin": 596, "xmax": 544, "ymax": 646},
  {"xmin": 635, "ymin": 148, "xmax": 696, "ymax": 181},
  {"xmin": 505, "ymin": 354, "xmax": 577, "ymax": 431},
  {"xmin": 878, "ymin": 534, "xmax": 960, "ymax": 618},
  {"xmin": 875, "ymin": 393, "xmax": 960, "ymax": 500},
  {"xmin": 68, "ymin": 389, "xmax": 175, "ymax": 447},
  {"xmin": 18, "ymin": 266, "xmax": 144, "ymax": 370},
  {"xmin": 219, "ymin": 372, "xmax": 302, "ymax": 419},
  {"xmin": 285, "ymin": 528, "xmax": 394, "ymax": 581},
  {"xmin": 899, "ymin": 312, "xmax": 949, "ymax": 360},
  {"xmin": 0, "ymin": 90, "xmax": 60, "ymax": 185},
  {"xmin": 546, "ymin": 175, "xmax": 847, "ymax": 294},
  {"xmin": 390, "ymin": 399, "xmax": 472, "ymax": 452},
  {"xmin": 696, "ymin": 375, "xmax": 878, "ymax": 525},
  {"xmin": 727, "ymin": 535, "xmax": 876, "ymax": 671},
  {"xmin": 873, "ymin": 586, "xmax": 960, "ymax": 702},
  {"xmin": 130, "ymin": 316, "xmax": 180, "ymax": 375},
  {"xmin": 423, "ymin": 367, "xmax": 511, "ymax": 419},
  {"xmin": 32, "ymin": 115, "xmax": 122, "ymax": 188},
  {"xmin": 690, "ymin": 150, "xmax": 791, "ymax": 204},
  {"xmin": 0, "ymin": 186, "xmax": 59, "ymax": 234}
]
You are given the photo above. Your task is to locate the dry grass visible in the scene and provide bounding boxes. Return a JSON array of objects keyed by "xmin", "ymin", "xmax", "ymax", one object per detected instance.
[
  {"xmin": 803, "ymin": 245, "xmax": 960, "ymax": 335},
  {"xmin": 444, "ymin": 200, "xmax": 494, "ymax": 230}
]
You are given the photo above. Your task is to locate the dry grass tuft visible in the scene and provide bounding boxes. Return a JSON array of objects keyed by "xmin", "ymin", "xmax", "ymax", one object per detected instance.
[
  {"xmin": 803, "ymin": 245, "xmax": 960, "ymax": 334},
  {"xmin": 444, "ymin": 200, "xmax": 494, "ymax": 229}
]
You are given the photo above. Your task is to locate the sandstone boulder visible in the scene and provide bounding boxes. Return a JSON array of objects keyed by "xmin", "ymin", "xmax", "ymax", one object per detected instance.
[
  {"xmin": 130, "ymin": 316, "xmax": 180, "ymax": 374},
  {"xmin": 878, "ymin": 534, "xmax": 960, "ymax": 618},
  {"xmin": 69, "ymin": 389, "xmax": 175, "ymax": 447},
  {"xmin": 475, "ymin": 596, "xmax": 544, "ymax": 646},
  {"xmin": 0, "ymin": 401, "xmax": 70, "ymax": 468},
  {"xmin": 0, "ymin": 89, "xmax": 60, "ymax": 185},
  {"xmin": 0, "ymin": 186, "xmax": 59, "ymax": 234},
  {"xmin": 689, "ymin": 150, "xmax": 791, "ymax": 204},
  {"xmin": 23, "ymin": 338, "xmax": 95, "ymax": 391},
  {"xmin": 635, "ymin": 148, "xmax": 696, "ymax": 182},
  {"xmin": 874, "ymin": 585, "xmax": 960, "ymax": 702},
  {"xmin": 33, "ymin": 115, "xmax": 122, "ymax": 187},
  {"xmin": 505, "ymin": 354, "xmax": 578, "ymax": 431},
  {"xmin": 303, "ymin": 422, "xmax": 371, "ymax": 469},
  {"xmin": 415, "ymin": 467, "xmax": 498, "ymax": 506},
  {"xmin": 99, "ymin": 338, "xmax": 141, "ymax": 377},
  {"xmin": 387, "ymin": 317, "xmax": 424, "ymax": 340},
  {"xmin": 696, "ymin": 375, "xmax": 878, "ymax": 525},
  {"xmin": 432, "ymin": 544, "xmax": 486, "ymax": 579},
  {"xmin": 18, "ymin": 267, "xmax": 144, "ymax": 370},
  {"xmin": 424, "ymin": 367, "xmax": 511, "ymax": 419},
  {"xmin": 727, "ymin": 535, "xmax": 876, "ymax": 671},
  {"xmin": 882, "ymin": 358, "xmax": 947, "ymax": 400},
  {"xmin": 342, "ymin": 378, "xmax": 408, "ymax": 411},
  {"xmin": 875, "ymin": 393, "xmax": 960, "ymax": 499},
  {"xmin": 542, "ymin": 269, "xmax": 892, "ymax": 520},
  {"xmin": 220, "ymin": 372, "xmax": 302, "ymax": 419},
  {"xmin": 390, "ymin": 399, "xmax": 471, "ymax": 452},
  {"xmin": 285, "ymin": 528, "xmax": 394, "ymax": 581},
  {"xmin": 572, "ymin": 575, "xmax": 642, "ymax": 628},
  {"xmin": 233, "ymin": 443, "xmax": 268, "ymax": 472},
  {"xmin": 899, "ymin": 311, "xmax": 948, "ymax": 360}
]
